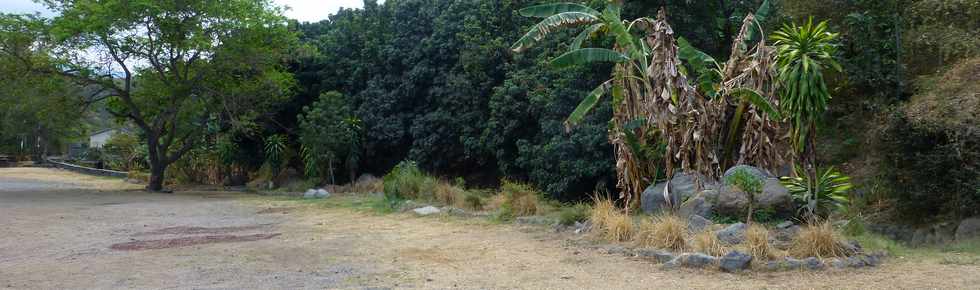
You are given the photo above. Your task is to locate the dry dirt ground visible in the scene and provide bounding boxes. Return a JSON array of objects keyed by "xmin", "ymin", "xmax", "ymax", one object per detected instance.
[{"xmin": 1, "ymin": 167, "xmax": 978, "ymax": 289}]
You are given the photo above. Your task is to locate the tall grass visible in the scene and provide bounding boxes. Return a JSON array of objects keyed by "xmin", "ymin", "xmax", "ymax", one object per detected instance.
[
  {"xmin": 692, "ymin": 230, "xmax": 728, "ymax": 256},
  {"xmin": 635, "ymin": 215, "xmax": 687, "ymax": 250},
  {"xmin": 498, "ymin": 180, "xmax": 540, "ymax": 217},
  {"xmin": 590, "ymin": 197, "xmax": 634, "ymax": 242},
  {"xmin": 790, "ymin": 221, "xmax": 847, "ymax": 258},
  {"xmin": 745, "ymin": 224, "xmax": 778, "ymax": 259},
  {"xmin": 382, "ymin": 161, "xmax": 436, "ymax": 201}
]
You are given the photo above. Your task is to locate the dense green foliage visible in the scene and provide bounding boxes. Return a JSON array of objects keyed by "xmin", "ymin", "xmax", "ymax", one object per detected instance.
[
  {"xmin": 298, "ymin": 91, "xmax": 360, "ymax": 184},
  {"xmin": 781, "ymin": 166, "xmax": 852, "ymax": 219},
  {"xmin": 725, "ymin": 167, "xmax": 766, "ymax": 223}
]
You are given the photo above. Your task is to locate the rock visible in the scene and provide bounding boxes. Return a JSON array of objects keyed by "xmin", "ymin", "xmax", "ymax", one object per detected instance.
[
  {"xmin": 829, "ymin": 258, "xmax": 847, "ymax": 269},
  {"xmin": 678, "ymin": 193, "xmax": 713, "ymax": 219},
  {"xmin": 776, "ymin": 221, "xmax": 794, "ymax": 229},
  {"xmin": 864, "ymin": 254, "xmax": 882, "ymax": 266},
  {"xmin": 764, "ymin": 261, "xmax": 782, "ymax": 271},
  {"xmin": 413, "ymin": 206, "xmax": 441, "ymax": 216},
  {"xmin": 314, "ymin": 188, "xmax": 330, "ymax": 198},
  {"xmin": 573, "ymin": 221, "xmax": 592, "ymax": 234},
  {"xmin": 841, "ymin": 240, "xmax": 863, "ymax": 255},
  {"xmin": 774, "ymin": 225, "xmax": 801, "ymax": 242},
  {"xmin": 956, "ymin": 217, "xmax": 980, "ymax": 240},
  {"xmin": 758, "ymin": 178, "xmax": 793, "ymax": 212},
  {"xmin": 641, "ymin": 181, "xmax": 673, "ymax": 214},
  {"xmin": 605, "ymin": 245, "xmax": 631, "ymax": 256},
  {"xmin": 636, "ymin": 249, "xmax": 676, "ymax": 263},
  {"xmin": 910, "ymin": 221, "xmax": 957, "ymax": 245},
  {"xmin": 667, "ymin": 253, "xmax": 718, "ymax": 269},
  {"xmin": 687, "ymin": 215, "xmax": 713, "ymax": 233},
  {"xmin": 803, "ymin": 257, "xmax": 824, "ymax": 270},
  {"xmin": 783, "ymin": 257, "xmax": 804, "ymax": 269},
  {"xmin": 719, "ymin": 251, "xmax": 753, "ymax": 272},
  {"xmin": 641, "ymin": 172, "xmax": 716, "ymax": 215},
  {"xmin": 724, "ymin": 165, "xmax": 770, "ymax": 180},
  {"xmin": 845, "ymin": 256, "xmax": 866, "ymax": 268},
  {"xmin": 303, "ymin": 189, "xmax": 317, "ymax": 199},
  {"xmin": 717, "ymin": 223, "xmax": 748, "ymax": 245}
]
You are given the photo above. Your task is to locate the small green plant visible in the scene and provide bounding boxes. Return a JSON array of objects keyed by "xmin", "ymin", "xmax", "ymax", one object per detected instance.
[
  {"xmin": 780, "ymin": 165, "xmax": 851, "ymax": 220},
  {"xmin": 263, "ymin": 134, "xmax": 288, "ymax": 175},
  {"xmin": 498, "ymin": 180, "xmax": 541, "ymax": 218},
  {"xmin": 725, "ymin": 167, "xmax": 765, "ymax": 224},
  {"xmin": 382, "ymin": 161, "xmax": 436, "ymax": 201},
  {"xmin": 463, "ymin": 192, "xmax": 485, "ymax": 210},
  {"xmin": 558, "ymin": 203, "xmax": 591, "ymax": 226}
]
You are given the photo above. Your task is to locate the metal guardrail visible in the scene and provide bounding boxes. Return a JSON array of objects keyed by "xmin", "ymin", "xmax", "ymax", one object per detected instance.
[{"xmin": 44, "ymin": 157, "xmax": 128, "ymax": 178}]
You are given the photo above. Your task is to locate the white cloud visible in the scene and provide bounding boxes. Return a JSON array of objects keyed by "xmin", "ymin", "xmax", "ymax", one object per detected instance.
[{"xmin": 0, "ymin": 0, "xmax": 366, "ymax": 22}]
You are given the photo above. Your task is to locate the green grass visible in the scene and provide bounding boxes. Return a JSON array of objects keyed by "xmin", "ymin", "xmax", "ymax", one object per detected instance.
[{"xmin": 849, "ymin": 233, "xmax": 980, "ymax": 265}]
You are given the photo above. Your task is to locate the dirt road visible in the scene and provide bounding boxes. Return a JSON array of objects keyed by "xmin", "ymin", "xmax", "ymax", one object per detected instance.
[{"xmin": 1, "ymin": 167, "xmax": 977, "ymax": 289}]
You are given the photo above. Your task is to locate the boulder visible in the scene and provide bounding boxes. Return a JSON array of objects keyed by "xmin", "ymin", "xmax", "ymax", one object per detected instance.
[
  {"xmin": 413, "ymin": 206, "xmax": 441, "ymax": 216},
  {"xmin": 641, "ymin": 172, "xmax": 717, "ymax": 215},
  {"xmin": 955, "ymin": 217, "xmax": 980, "ymax": 240},
  {"xmin": 829, "ymin": 258, "xmax": 847, "ymax": 269},
  {"xmin": 803, "ymin": 257, "xmax": 824, "ymax": 270},
  {"xmin": 719, "ymin": 251, "xmax": 753, "ymax": 272},
  {"xmin": 636, "ymin": 249, "xmax": 676, "ymax": 263},
  {"xmin": 303, "ymin": 189, "xmax": 317, "ymax": 199},
  {"xmin": 716, "ymin": 223, "xmax": 748, "ymax": 245},
  {"xmin": 724, "ymin": 165, "xmax": 770, "ymax": 180},
  {"xmin": 776, "ymin": 221, "xmax": 794, "ymax": 229},
  {"xmin": 687, "ymin": 215, "xmax": 713, "ymax": 233},
  {"xmin": 667, "ymin": 253, "xmax": 718, "ymax": 269},
  {"xmin": 716, "ymin": 178, "xmax": 793, "ymax": 216},
  {"xmin": 783, "ymin": 257, "xmax": 804, "ymax": 269},
  {"xmin": 314, "ymin": 188, "xmax": 330, "ymax": 198},
  {"xmin": 516, "ymin": 216, "xmax": 557, "ymax": 226},
  {"xmin": 678, "ymin": 193, "xmax": 713, "ymax": 219}
]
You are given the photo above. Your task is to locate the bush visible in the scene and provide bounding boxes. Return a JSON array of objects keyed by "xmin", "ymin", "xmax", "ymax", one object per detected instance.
[
  {"xmin": 635, "ymin": 215, "xmax": 687, "ymax": 250},
  {"xmin": 434, "ymin": 181, "xmax": 467, "ymax": 208},
  {"xmin": 382, "ymin": 161, "xmax": 436, "ymax": 201},
  {"xmin": 590, "ymin": 197, "xmax": 633, "ymax": 242},
  {"xmin": 692, "ymin": 230, "xmax": 727, "ymax": 256},
  {"xmin": 745, "ymin": 224, "xmax": 778, "ymax": 260},
  {"xmin": 463, "ymin": 191, "xmax": 485, "ymax": 211},
  {"xmin": 498, "ymin": 180, "xmax": 540, "ymax": 218},
  {"xmin": 790, "ymin": 221, "xmax": 847, "ymax": 258},
  {"xmin": 557, "ymin": 203, "xmax": 591, "ymax": 226}
]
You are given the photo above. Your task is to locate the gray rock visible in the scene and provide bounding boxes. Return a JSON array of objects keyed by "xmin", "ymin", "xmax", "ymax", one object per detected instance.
[
  {"xmin": 783, "ymin": 257, "xmax": 804, "ymax": 269},
  {"xmin": 675, "ymin": 253, "xmax": 718, "ymax": 268},
  {"xmin": 605, "ymin": 245, "xmax": 631, "ymax": 256},
  {"xmin": 573, "ymin": 221, "xmax": 592, "ymax": 234},
  {"xmin": 678, "ymin": 193, "xmax": 713, "ymax": 219},
  {"xmin": 910, "ymin": 221, "xmax": 958, "ymax": 245},
  {"xmin": 636, "ymin": 249, "xmax": 676, "ymax": 263},
  {"xmin": 774, "ymin": 225, "xmax": 801, "ymax": 242},
  {"xmin": 803, "ymin": 257, "xmax": 824, "ymax": 270},
  {"xmin": 829, "ymin": 258, "xmax": 847, "ymax": 269},
  {"xmin": 956, "ymin": 217, "xmax": 980, "ymax": 240},
  {"xmin": 314, "ymin": 188, "xmax": 330, "ymax": 198},
  {"xmin": 776, "ymin": 221, "xmax": 794, "ymax": 229},
  {"xmin": 719, "ymin": 251, "xmax": 753, "ymax": 272},
  {"xmin": 724, "ymin": 165, "xmax": 770, "ymax": 180},
  {"xmin": 717, "ymin": 223, "xmax": 748, "ymax": 245},
  {"xmin": 845, "ymin": 256, "xmax": 866, "ymax": 268},
  {"xmin": 841, "ymin": 240, "xmax": 863, "ymax": 255},
  {"xmin": 864, "ymin": 254, "xmax": 882, "ymax": 266},
  {"xmin": 641, "ymin": 172, "xmax": 715, "ymax": 215},
  {"xmin": 641, "ymin": 181, "xmax": 674, "ymax": 214},
  {"xmin": 716, "ymin": 178, "xmax": 793, "ymax": 216},
  {"xmin": 765, "ymin": 261, "xmax": 782, "ymax": 271},
  {"xmin": 303, "ymin": 189, "xmax": 317, "ymax": 199},
  {"xmin": 413, "ymin": 206, "xmax": 441, "ymax": 216},
  {"xmin": 687, "ymin": 214, "xmax": 713, "ymax": 233}
]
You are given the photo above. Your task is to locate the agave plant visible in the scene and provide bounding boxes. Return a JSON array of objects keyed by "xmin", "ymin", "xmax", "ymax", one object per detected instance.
[
  {"xmin": 512, "ymin": 1, "xmax": 782, "ymax": 210},
  {"xmin": 263, "ymin": 134, "xmax": 288, "ymax": 175},
  {"xmin": 780, "ymin": 165, "xmax": 851, "ymax": 219}
]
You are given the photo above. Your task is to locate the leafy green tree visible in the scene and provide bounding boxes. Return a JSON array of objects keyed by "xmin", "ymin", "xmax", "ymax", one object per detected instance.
[
  {"xmin": 298, "ymin": 91, "xmax": 359, "ymax": 184},
  {"xmin": 7, "ymin": 0, "xmax": 297, "ymax": 191},
  {"xmin": 772, "ymin": 19, "xmax": 842, "ymax": 175}
]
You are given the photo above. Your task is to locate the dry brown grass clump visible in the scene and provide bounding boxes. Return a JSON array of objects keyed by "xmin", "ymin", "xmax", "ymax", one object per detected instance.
[
  {"xmin": 434, "ymin": 181, "xmax": 466, "ymax": 207},
  {"xmin": 351, "ymin": 175, "xmax": 383, "ymax": 193},
  {"xmin": 692, "ymin": 230, "xmax": 727, "ymax": 256},
  {"xmin": 790, "ymin": 221, "xmax": 847, "ymax": 258},
  {"xmin": 590, "ymin": 198, "xmax": 634, "ymax": 242},
  {"xmin": 500, "ymin": 180, "xmax": 540, "ymax": 217},
  {"xmin": 745, "ymin": 224, "xmax": 779, "ymax": 260},
  {"xmin": 635, "ymin": 215, "xmax": 687, "ymax": 250}
]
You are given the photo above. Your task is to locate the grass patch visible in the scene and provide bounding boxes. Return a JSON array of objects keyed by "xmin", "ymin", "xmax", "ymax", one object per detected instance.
[
  {"xmin": 635, "ymin": 214, "xmax": 687, "ymax": 250},
  {"xmin": 745, "ymin": 224, "xmax": 778, "ymax": 259},
  {"xmin": 557, "ymin": 203, "xmax": 591, "ymax": 226},
  {"xmin": 790, "ymin": 221, "xmax": 847, "ymax": 258},
  {"xmin": 692, "ymin": 229, "xmax": 727, "ymax": 256},
  {"xmin": 590, "ymin": 197, "xmax": 633, "ymax": 242},
  {"xmin": 382, "ymin": 161, "xmax": 437, "ymax": 200},
  {"xmin": 497, "ymin": 180, "xmax": 540, "ymax": 218}
]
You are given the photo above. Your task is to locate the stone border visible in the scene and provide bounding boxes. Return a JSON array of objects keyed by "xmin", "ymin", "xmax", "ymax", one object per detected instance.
[{"xmin": 44, "ymin": 157, "xmax": 128, "ymax": 178}]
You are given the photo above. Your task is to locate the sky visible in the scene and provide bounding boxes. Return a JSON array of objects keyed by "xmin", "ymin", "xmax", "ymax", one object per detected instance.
[{"xmin": 0, "ymin": 0, "xmax": 365, "ymax": 22}]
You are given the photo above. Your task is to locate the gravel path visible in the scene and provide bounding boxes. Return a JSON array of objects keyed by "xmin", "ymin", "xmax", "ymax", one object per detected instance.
[{"xmin": 1, "ymin": 168, "xmax": 977, "ymax": 289}]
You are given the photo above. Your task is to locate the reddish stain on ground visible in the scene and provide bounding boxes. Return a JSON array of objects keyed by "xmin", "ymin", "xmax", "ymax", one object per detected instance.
[
  {"xmin": 110, "ymin": 233, "xmax": 282, "ymax": 251},
  {"xmin": 136, "ymin": 225, "xmax": 267, "ymax": 236}
]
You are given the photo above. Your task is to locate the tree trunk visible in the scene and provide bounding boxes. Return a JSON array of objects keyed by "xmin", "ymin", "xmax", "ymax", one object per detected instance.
[{"xmin": 147, "ymin": 162, "xmax": 166, "ymax": 192}]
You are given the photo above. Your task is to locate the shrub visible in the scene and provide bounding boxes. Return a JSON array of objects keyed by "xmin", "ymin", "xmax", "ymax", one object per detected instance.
[
  {"xmin": 635, "ymin": 215, "xmax": 687, "ymax": 250},
  {"xmin": 790, "ymin": 221, "xmax": 847, "ymax": 258},
  {"xmin": 590, "ymin": 197, "xmax": 634, "ymax": 242},
  {"xmin": 780, "ymin": 165, "xmax": 851, "ymax": 219},
  {"xmin": 692, "ymin": 230, "xmax": 727, "ymax": 256},
  {"xmin": 382, "ymin": 161, "xmax": 436, "ymax": 201},
  {"xmin": 499, "ymin": 180, "xmax": 540, "ymax": 217},
  {"xmin": 725, "ymin": 167, "xmax": 765, "ymax": 223},
  {"xmin": 351, "ymin": 175, "xmax": 383, "ymax": 193},
  {"xmin": 558, "ymin": 203, "xmax": 591, "ymax": 226},
  {"xmin": 745, "ymin": 224, "xmax": 778, "ymax": 260},
  {"xmin": 462, "ymin": 192, "xmax": 485, "ymax": 211}
]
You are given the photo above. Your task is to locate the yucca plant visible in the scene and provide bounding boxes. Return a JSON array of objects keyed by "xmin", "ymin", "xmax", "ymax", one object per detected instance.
[
  {"xmin": 772, "ymin": 18, "xmax": 841, "ymax": 171},
  {"xmin": 780, "ymin": 165, "xmax": 851, "ymax": 219},
  {"xmin": 263, "ymin": 134, "xmax": 288, "ymax": 175}
]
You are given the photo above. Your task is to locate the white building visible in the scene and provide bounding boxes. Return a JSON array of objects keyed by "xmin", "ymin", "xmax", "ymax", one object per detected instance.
[{"xmin": 89, "ymin": 129, "xmax": 118, "ymax": 149}]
